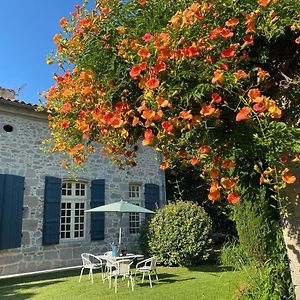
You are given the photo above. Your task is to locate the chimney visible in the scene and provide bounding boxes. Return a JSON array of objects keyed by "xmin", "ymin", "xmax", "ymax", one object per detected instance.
[{"xmin": 0, "ymin": 87, "xmax": 16, "ymax": 99}]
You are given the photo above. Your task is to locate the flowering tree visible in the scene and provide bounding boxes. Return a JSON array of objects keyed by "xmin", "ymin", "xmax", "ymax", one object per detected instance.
[{"xmin": 43, "ymin": 0, "xmax": 300, "ymax": 204}]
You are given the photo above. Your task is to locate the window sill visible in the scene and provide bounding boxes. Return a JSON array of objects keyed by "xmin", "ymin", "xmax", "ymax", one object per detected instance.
[{"xmin": 60, "ymin": 238, "xmax": 86, "ymax": 244}]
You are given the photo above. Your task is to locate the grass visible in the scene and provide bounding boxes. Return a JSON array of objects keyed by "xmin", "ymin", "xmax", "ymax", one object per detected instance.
[{"xmin": 0, "ymin": 264, "xmax": 248, "ymax": 300}]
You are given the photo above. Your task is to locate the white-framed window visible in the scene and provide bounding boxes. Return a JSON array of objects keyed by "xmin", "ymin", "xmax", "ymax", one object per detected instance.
[
  {"xmin": 128, "ymin": 184, "xmax": 141, "ymax": 199},
  {"xmin": 60, "ymin": 181, "xmax": 87, "ymax": 240},
  {"xmin": 129, "ymin": 208, "xmax": 140, "ymax": 234},
  {"xmin": 128, "ymin": 184, "xmax": 141, "ymax": 234}
]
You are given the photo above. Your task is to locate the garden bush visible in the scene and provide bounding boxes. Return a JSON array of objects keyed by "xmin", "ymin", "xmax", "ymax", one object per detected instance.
[
  {"xmin": 218, "ymin": 187, "xmax": 272, "ymax": 270},
  {"xmin": 232, "ymin": 187, "xmax": 273, "ymax": 263},
  {"xmin": 140, "ymin": 200, "xmax": 212, "ymax": 266},
  {"xmin": 229, "ymin": 186, "xmax": 294, "ymax": 298},
  {"xmin": 241, "ymin": 230, "xmax": 295, "ymax": 300},
  {"xmin": 219, "ymin": 241, "xmax": 253, "ymax": 270}
]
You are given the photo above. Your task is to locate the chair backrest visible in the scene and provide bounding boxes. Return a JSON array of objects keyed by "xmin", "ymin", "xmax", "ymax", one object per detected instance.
[
  {"xmin": 81, "ymin": 253, "xmax": 102, "ymax": 267},
  {"xmin": 81, "ymin": 253, "xmax": 91, "ymax": 267},
  {"xmin": 150, "ymin": 256, "xmax": 157, "ymax": 270},
  {"xmin": 114, "ymin": 259, "xmax": 133, "ymax": 276},
  {"xmin": 104, "ymin": 256, "xmax": 114, "ymax": 267}
]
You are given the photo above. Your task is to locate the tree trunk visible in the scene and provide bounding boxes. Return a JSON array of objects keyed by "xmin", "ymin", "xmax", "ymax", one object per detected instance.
[{"xmin": 282, "ymin": 166, "xmax": 300, "ymax": 299}]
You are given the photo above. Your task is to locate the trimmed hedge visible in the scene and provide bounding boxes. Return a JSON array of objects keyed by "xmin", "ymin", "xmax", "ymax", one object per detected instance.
[{"xmin": 140, "ymin": 200, "xmax": 212, "ymax": 266}]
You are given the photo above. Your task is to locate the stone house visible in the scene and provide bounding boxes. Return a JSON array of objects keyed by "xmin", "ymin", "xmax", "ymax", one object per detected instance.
[{"xmin": 0, "ymin": 88, "xmax": 166, "ymax": 276}]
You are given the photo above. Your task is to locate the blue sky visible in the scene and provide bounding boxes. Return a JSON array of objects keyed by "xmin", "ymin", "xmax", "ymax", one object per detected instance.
[{"xmin": 0, "ymin": 1, "xmax": 79, "ymax": 104}]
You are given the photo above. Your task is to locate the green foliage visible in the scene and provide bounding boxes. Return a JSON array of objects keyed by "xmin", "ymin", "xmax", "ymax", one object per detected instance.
[
  {"xmin": 229, "ymin": 187, "xmax": 295, "ymax": 299},
  {"xmin": 232, "ymin": 187, "xmax": 275, "ymax": 262},
  {"xmin": 140, "ymin": 200, "xmax": 212, "ymax": 266},
  {"xmin": 241, "ymin": 230, "xmax": 295, "ymax": 300},
  {"xmin": 219, "ymin": 242, "xmax": 253, "ymax": 270},
  {"xmin": 44, "ymin": 0, "xmax": 300, "ymax": 202},
  {"xmin": 165, "ymin": 166, "xmax": 236, "ymax": 236}
]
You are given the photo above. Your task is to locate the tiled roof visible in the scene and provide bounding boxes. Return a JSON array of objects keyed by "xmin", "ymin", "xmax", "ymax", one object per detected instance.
[{"xmin": 0, "ymin": 97, "xmax": 40, "ymax": 110}]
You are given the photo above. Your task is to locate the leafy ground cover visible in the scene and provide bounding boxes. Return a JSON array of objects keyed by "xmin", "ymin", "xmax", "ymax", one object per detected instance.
[{"xmin": 0, "ymin": 265, "xmax": 248, "ymax": 300}]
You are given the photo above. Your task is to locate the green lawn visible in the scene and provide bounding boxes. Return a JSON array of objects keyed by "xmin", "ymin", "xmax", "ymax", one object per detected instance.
[{"xmin": 0, "ymin": 265, "xmax": 248, "ymax": 300}]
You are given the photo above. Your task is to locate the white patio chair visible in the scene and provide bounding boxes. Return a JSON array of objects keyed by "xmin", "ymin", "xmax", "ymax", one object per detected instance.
[
  {"xmin": 103, "ymin": 251, "xmax": 113, "ymax": 274},
  {"xmin": 79, "ymin": 253, "xmax": 104, "ymax": 283},
  {"xmin": 108, "ymin": 259, "xmax": 135, "ymax": 293},
  {"xmin": 135, "ymin": 256, "xmax": 159, "ymax": 287},
  {"xmin": 102, "ymin": 256, "xmax": 115, "ymax": 283}
]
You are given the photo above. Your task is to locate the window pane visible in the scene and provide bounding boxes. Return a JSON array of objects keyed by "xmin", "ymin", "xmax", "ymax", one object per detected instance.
[
  {"xmin": 61, "ymin": 181, "xmax": 87, "ymax": 240},
  {"xmin": 129, "ymin": 184, "xmax": 140, "ymax": 198},
  {"xmin": 60, "ymin": 202, "xmax": 72, "ymax": 240},
  {"xmin": 129, "ymin": 212, "xmax": 140, "ymax": 234},
  {"xmin": 73, "ymin": 202, "xmax": 85, "ymax": 239}
]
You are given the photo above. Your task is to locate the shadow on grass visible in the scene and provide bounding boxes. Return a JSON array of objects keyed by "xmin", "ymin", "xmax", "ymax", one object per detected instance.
[
  {"xmin": 0, "ymin": 269, "xmax": 80, "ymax": 299},
  {"xmin": 0, "ymin": 269, "xmax": 79, "ymax": 285},
  {"xmin": 0, "ymin": 279, "xmax": 65, "ymax": 299},
  {"xmin": 188, "ymin": 264, "xmax": 236, "ymax": 273},
  {"xmin": 135, "ymin": 272, "xmax": 196, "ymax": 287}
]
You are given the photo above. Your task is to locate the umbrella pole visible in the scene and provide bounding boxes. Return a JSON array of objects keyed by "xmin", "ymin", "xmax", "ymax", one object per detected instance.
[{"xmin": 118, "ymin": 213, "xmax": 122, "ymax": 246}]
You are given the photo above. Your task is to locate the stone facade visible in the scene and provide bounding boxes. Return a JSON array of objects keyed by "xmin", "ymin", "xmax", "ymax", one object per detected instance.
[{"xmin": 0, "ymin": 98, "xmax": 166, "ymax": 276}]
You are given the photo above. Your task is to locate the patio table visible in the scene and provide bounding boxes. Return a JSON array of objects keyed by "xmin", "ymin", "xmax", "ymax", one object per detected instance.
[
  {"xmin": 97, "ymin": 253, "xmax": 144, "ymax": 261},
  {"xmin": 98, "ymin": 253, "xmax": 144, "ymax": 286}
]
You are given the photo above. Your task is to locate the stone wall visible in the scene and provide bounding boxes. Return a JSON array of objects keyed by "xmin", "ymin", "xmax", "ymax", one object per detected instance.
[{"xmin": 0, "ymin": 104, "xmax": 166, "ymax": 276}]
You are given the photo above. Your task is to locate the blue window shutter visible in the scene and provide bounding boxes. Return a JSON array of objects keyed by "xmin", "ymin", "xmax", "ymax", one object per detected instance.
[
  {"xmin": 0, "ymin": 174, "xmax": 25, "ymax": 250},
  {"xmin": 145, "ymin": 183, "xmax": 160, "ymax": 213},
  {"xmin": 43, "ymin": 176, "xmax": 61, "ymax": 245},
  {"xmin": 90, "ymin": 179, "xmax": 105, "ymax": 241}
]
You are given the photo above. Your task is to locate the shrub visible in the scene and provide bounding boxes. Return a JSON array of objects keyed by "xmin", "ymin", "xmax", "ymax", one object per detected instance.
[
  {"xmin": 140, "ymin": 200, "xmax": 212, "ymax": 266},
  {"xmin": 241, "ymin": 230, "xmax": 295, "ymax": 299},
  {"xmin": 219, "ymin": 241, "xmax": 253, "ymax": 270},
  {"xmin": 232, "ymin": 187, "xmax": 273, "ymax": 263}
]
